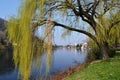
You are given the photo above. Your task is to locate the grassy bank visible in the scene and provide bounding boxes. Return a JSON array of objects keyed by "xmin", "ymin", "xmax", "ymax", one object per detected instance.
[{"xmin": 64, "ymin": 51, "xmax": 120, "ymax": 80}]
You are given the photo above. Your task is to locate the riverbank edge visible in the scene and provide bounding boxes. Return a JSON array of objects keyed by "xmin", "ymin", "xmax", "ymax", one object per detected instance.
[{"xmin": 50, "ymin": 62, "xmax": 90, "ymax": 80}]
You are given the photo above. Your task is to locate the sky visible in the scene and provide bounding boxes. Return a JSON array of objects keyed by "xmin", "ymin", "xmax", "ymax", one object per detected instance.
[
  {"xmin": 0, "ymin": 0, "xmax": 20, "ymax": 19},
  {"xmin": 0, "ymin": 0, "xmax": 87, "ymax": 45}
]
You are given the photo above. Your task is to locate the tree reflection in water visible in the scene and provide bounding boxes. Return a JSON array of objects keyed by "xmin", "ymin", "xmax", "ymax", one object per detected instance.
[{"xmin": 0, "ymin": 49, "xmax": 14, "ymax": 75}]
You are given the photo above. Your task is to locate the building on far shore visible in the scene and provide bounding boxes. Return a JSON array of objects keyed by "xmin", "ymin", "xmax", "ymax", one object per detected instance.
[{"xmin": 81, "ymin": 42, "xmax": 88, "ymax": 53}]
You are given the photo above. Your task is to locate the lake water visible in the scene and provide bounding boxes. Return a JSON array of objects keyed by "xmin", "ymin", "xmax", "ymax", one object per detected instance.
[{"xmin": 0, "ymin": 48, "xmax": 87, "ymax": 80}]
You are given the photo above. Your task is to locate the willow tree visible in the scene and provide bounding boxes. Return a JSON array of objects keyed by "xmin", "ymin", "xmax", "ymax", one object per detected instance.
[
  {"xmin": 7, "ymin": 0, "xmax": 52, "ymax": 80},
  {"xmin": 87, "ymin": 10, "xmax": 120, "ymax": 59},
  {"xmin": 7, "ymin": 0, "xmax": 120, "ymax": 80},
  {"xmin": 33, "ymin": 0, "xmax": 120, "ymax": 60}
]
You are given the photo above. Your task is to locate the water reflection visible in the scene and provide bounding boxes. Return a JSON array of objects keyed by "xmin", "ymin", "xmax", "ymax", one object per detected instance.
[
  {"xmin": 0, "ymin": 49, "xmax": 18, "ymax": 80},
  {"xmin": 50, "ymin": 48, "xmax": 86, "ymax": 73},
  {"xmin": 31, "ymin": 48, "xmax": 87, "ymax": 79},
  {"xmin": 0, "ymin": 48, "xmax": 87, "ymax": 80}
]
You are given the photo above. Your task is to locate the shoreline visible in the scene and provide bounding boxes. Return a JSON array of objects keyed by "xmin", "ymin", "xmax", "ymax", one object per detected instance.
[
  {"xmin": 50, "ymin": 63, "xmax": 87, "ymax": 80},
  {"xmin": 49, "ymin": 58, "xmax": 100, "ymax": 80}
]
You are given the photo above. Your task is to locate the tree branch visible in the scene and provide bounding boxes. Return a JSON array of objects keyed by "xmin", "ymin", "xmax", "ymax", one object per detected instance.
[
  {"xmin": 32, "ymin": 19, "xmax": 99, "ymax": 46},
  {"xmin": 52, "ymin": 21, "xmax": 99, "ymax": 46},
  {"xmin": 91, "ymin": 0, "xmax": 100, "ymax": 16},
  {"xmin": 77, "ymin": 0, "xmax": 82, "ymax": 12},
  {"xmin": 110, "ymin": 20, "xmax": 120, "ymax": 28},
  {"xmin": 109, "ymin": 20, "xmax": 120, "ymax": 32},
  {"xmin": 65, "ymin": 0, "xmax": 79, "ymax": 16}
]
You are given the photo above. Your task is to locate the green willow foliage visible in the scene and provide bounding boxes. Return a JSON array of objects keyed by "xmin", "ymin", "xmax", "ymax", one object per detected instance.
[
  {"xmin": 95, "ymin": 10, "xmax": 120, "ymax": 45},
  {"xmin": 87, "ymin": 10, "xmax": 120, "ymax": 59},
  {"xmin": 109, "ymin": 11, "xmax": 120, "ymax": 44},
  {"xmin": 7, "ymin": 0, "xmax": 52, "ymax": 80}
]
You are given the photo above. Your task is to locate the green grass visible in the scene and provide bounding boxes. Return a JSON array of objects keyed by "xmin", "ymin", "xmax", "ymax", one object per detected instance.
[{"xmin": 65, "ymin": 52, "xmax": 120, "ymax": 80}]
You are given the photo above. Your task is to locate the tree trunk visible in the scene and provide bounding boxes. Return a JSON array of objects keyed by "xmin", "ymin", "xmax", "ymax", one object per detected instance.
[{"xmin": 100, "ymin": 42, "xmax": 110, "ymax": 60}]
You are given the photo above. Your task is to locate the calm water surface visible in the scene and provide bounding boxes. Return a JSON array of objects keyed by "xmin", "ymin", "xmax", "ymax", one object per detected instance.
[{"xmin": 0, "ymin": 48, "xmax": 87, "ymax": 80}]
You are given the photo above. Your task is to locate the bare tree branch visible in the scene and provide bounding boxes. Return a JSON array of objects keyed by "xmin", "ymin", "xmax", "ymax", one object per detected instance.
[
  {"xmin": 77, "ymin": 0, "xmax": 82, "ymax": 12},
  {"xmin": 52, "ymin": 21, "xmax": 99, "ymax": 46},
  {"xmin": 91, "ymin": 0, "xmax": 100, "ymax": 16},
  {"xmin": 32, "ymin": 19, "xmax": 99, "ymax": 46},
  {"xmin": 65, "ymin": 0, "xmax": 79, "ymax": 16}
]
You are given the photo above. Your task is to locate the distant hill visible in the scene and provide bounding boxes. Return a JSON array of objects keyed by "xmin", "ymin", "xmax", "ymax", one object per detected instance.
[
  {"xmin": 0, "ymin": 18, "xmax": 8, "ymax": 47},
  {"xmin": 0, "ymin": 18, "xmax": 6, "ymax": 31}
]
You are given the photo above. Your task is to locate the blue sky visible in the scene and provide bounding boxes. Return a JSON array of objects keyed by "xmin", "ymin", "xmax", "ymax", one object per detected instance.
[
  {"xmin": 0, "ymin": 0, "xmax": 20, "ymax": 19},
  {"xmin": 0, "ymin": 0, "xmax": 87, "ymax": 45}
]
